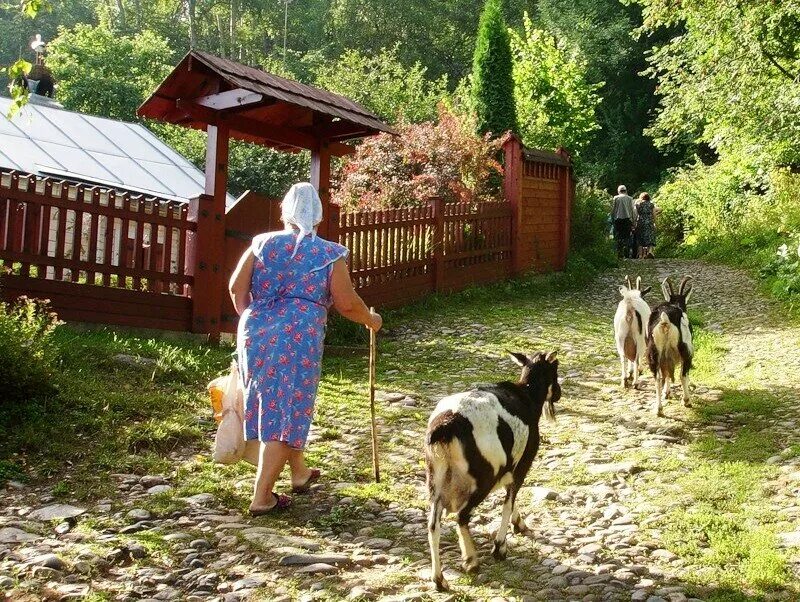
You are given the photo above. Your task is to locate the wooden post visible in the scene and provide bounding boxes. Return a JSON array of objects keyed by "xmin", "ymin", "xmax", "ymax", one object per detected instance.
[
  {"xmin": 188, "ymin": 123, "xmax": 230, "ymax": 342},
  {"xmin": 503, "ymin": 134, "xmax": 524, "ymax": 275},
  {"xmin": 311, "ymin": 141, "xmax": 331, "ymax": 238},
  {"xmin": 556, "ymin": 148, "xmax": 572, "ymax": 271},
  {"xmin": 431, "ymin": 197, "xmax": 445, "ymax": 292},
  {"xmin": 327, "ymin": 202, "xmax": 341, "ymax": 245},
  {"xmin": 369, "ymin": 307, "xmax": 380, "ymax": 483}
]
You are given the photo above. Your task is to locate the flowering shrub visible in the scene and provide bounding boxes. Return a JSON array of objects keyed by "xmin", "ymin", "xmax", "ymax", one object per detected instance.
[
  {"xmin": 332, "ymin": 108, "xmax": 503, "ymax": 210},
  {"xmin": 761, "ymin": 234, "xmax": 800, "ymax": 299}
]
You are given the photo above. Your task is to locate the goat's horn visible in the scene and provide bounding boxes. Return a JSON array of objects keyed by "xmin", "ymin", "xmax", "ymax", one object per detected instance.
[
  {"xmin": 625, "ymin": 275, "xmax": 632, "ymax": 289},
  {"xmin": 635, "ymin": 276, "xmax": 642, "ymax": 290},
  {"xmin": 678, "ymin": 275, "xmax": 693, "ymax": 295},
  {"xmin": 661, "ymin": 276, "xmax": 673, "ymax": 300}
]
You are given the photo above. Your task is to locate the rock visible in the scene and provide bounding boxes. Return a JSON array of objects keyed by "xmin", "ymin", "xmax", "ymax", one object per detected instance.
[
  {"xmin": 0, "ymin": 527, "xmax": 41, "ymax": 543},
  {"xmin": 29, "ymin": 553, "xmax": 67, "ymax": 571},
  {"xmin": 147, "ymin": 485, "xmax": 173, "ymax": 495},
  {"xmin": 114, "ymin": 353, "xmax": 157, "ymax": 367},
  {"xmin": 28, "ymin": 504, "xmax": 86, "ymax": 521},
  {"xmin": 348, "ymin": 586, "xmax": 376, "ymax": 600},
  {"xmin": 241, "ymin": 528, "xmax": 320, "ymax": 551},
  {"xmin": 164, "ymin": 532, "xmax": 191, "ymax": 542},
  {"xmin": 231, "ymin": 576, "xmax": 267, "ymax": 591},
  {"xmin": 363, "ymin": 538, "xmax": 393, "ymax": 549},
  {"xmin": 0, "ymin": 575, "xmax": 14, "ymax": 589},
  {"xmin": 295, "ymin": 562, "xmax": 338, "ymax": 574},
  {"xmin": 140, "ymin": 475, "xmax": 167, "ymax": 488},
  {"xmin": 578, "ymin": 543, "xmax": 603, "ymax": 555},
  {"xmin": 530, "ymin": 487, "xmax": 559, "ymax": 502},
  {"xmin": 587, "ymin": 461, "xmax": 640, "ymax": 475},
  {"xmin": 651, "ymin": 549, "xmax": 678, "ymax": 562},
  {"xmin": 127, "ymin": 508, "xmax": 152, "ymax": 522},
  {"xmin": 6, "ymin": 480, "xmax": 26, "ymax": 490},
  {"xmin": 54, "ymin": 583, "xmax": 91, "ymax": 600},
  {"xmin": 777, "ymin": 531, "xmax": 800, "ymax": 547},
  {"xmin": 190, "ymin": 539, "xmax": 211, "ymax": 551},
  {"xmin": 279, "ymin": 553, "xmax": 350, "ymax": 566},
  {"xmin": 181, "ymin": 493, "xmax": 216, "ymax": 506}
]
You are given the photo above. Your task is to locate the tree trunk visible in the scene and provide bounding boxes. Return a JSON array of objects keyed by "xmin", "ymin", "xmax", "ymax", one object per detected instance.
[
  {"xmin": 229, "ymin": 0, "xmax": 238, "ymax": 59},
  {"xmin": 216, "ymin": 13, "xmax": 226, "ymax": 57},
  {"xmin": 188, "ymin": 0, "xmax": 197, "ymax": 49},
  {"xmin": 115, "ymin": 0, "xmax": 127, "ymax": 29}
]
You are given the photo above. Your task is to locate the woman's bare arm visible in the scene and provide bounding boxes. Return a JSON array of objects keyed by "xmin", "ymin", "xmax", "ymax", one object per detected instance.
[
  {"xmin": 330, "ymin": 259, "xmax": 382, "ymax": 331},
  {"xmin": 229, "ymin": 250, "xmax": 255, "ymax": 316}
]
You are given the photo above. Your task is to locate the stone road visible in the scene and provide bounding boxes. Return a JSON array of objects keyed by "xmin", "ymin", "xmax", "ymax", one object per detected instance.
[{"xmin": 2, "ymin": 259, "xmax": 799, "ymax": 601}]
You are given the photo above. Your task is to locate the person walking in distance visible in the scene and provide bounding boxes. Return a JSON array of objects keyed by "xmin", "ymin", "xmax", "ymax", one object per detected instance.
[{"xmin": 611, "ymin": 185, "xmax": 637, "ymax": 259}]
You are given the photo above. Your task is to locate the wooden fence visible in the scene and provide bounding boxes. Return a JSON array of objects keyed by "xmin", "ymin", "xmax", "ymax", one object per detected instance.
[
  {"xmin": 1, "ymin": 141, "xmax": 572, "ymax": 339},
  {"xmin": 0, "ymin": 171, "xmax": 195, "ymax": 331}
]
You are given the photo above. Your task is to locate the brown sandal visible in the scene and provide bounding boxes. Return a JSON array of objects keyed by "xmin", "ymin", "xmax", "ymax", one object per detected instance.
[
  {"xmin": 291, "ymin": 468, "xmax": 321, "ymax": 494},
  {"xmin": 249, "ymin": 492, "xmax": 292, "ymax": 516}
]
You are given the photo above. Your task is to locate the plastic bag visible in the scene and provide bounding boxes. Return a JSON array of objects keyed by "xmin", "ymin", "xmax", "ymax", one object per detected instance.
[{"xmin": 212, "ymin": 362, "xmax": 245, "ymax": 464}]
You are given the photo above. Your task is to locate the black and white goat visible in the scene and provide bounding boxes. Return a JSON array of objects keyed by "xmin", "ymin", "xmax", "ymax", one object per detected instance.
[
  {"xmin": 614, "ymin": 275, "xmax": 652, "ymax": 389},
  {"xmin": 647, "ymin": 276, "xmax": 694, "ymax": 416},
  {"xmin": 425, "ymin": 351, "xmax": 561, "ymax": 591}
]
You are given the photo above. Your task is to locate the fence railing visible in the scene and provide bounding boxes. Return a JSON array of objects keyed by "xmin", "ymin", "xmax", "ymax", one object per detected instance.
[
  {"xmin": 0, "ymin": 171, "xmax": 196, "ymax": 331},
  {"xmin": 1, "ymin": 138, "xmax": 571, "ymax": 339},
  {"xmin": 0, "ymin": 171, "xmax": 195, "ymax": 293},
  {"xmin": 325, "ymin": 198, "xmax": 513, "ymax": 308}
]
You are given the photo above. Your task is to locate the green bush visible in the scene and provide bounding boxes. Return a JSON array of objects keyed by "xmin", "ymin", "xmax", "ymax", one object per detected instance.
[
  {"xmin": 0, "ymin": 295, "xmax": 61, "ymax": 419},
  {"xmin": 569, "ymin": 183, "xmax": 617, "ymax": 273}
]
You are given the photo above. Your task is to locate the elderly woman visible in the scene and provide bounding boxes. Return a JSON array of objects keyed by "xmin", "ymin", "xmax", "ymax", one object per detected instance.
[
  {"xmin": 229, "ymin": 183, "xmax": 382, "ymax": 515},
  {"xmin": 634, "ymin": 192, "xmax": 659, "ymax": 258}
]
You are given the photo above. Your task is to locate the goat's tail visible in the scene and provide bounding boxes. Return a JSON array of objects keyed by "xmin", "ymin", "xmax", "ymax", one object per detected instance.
[
  {"xmin": 427, "ymin": 422, "xmax": 459, "ymax": 447},
  {"xmin": 658, "ymin": 312, "xmax": 671, "ymax": 331},
  {"xmin": 625, "ymin": 306, "xmax": 635, "ymax": 323}
]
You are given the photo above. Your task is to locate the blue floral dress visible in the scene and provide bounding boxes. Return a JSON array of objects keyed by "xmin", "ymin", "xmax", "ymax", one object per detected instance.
[{"xmin": 237, "ymin": 231, "xmax": 348, "ymax": 449}]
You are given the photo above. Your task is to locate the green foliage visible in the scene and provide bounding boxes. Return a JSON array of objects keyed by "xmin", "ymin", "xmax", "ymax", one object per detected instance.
[
  {"xmin": 47, "ymin": 24, "xmax": 173, "ymax": 120},
  {"xmin": 151, "ymin": 124, "xmax": 310, "ymax": 198},
  {"xmin": 535, "ymin": 0, "xmax": 672, "ymax": 191},
  {"xmin": 315, "ymin": 46, "xmax": 448, "ymax": 124},
  {"xmin": 635, "ymin": 0, "xmax": 800, "ymax": 166},
  {"xmin": 332, "ymin": 108, "xmax": 503, "ymax": 210},
  {"xmin": 471, "ymin": 0, "xmax": 517, "ymax": 138},
  {"xmin": 0, "ymin": 295, "xmax": 60, "ymax": 421},
  {"xmin": 568, "ymin": 183, "xmax": 617, "ymax": 272},
  {"xmin": 509, "ymin": 13, "xmax": 601, "ymax": 155}
]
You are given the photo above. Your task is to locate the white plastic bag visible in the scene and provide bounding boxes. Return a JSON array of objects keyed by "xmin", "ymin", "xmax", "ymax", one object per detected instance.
[{"xmin": 212, "ymin": 362, "xmax": 246, "ymax": 464}]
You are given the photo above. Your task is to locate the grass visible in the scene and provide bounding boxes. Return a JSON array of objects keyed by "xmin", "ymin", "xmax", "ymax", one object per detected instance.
[{"xmin": 3, "ymin": 251, "xmax": 799, "ymax": 600}]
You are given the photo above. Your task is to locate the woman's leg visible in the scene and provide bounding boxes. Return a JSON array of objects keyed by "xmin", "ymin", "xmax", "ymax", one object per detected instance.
[
  {"xmin": 288, "ymin": 448, "xmax": 313, "ymax": 487},
  {"xmin": 251, "ymin": 441, "xmax": 291, "ymax": 510}
]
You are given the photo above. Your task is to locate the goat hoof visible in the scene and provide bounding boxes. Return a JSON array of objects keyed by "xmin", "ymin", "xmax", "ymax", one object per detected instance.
[
  {"xmin": 462, "ymin": 557, "xmax": 479, "ymax": 573},
  {"xmin": 683, "ymin": 398, "xmax": 692, "ymax": 408},
  {"xmin": 512, "ymin": 522, "xmax": 528, "ymax": 535},
  {"xmin": 433, "ymin": 576, "xmax": 449, "ymax": 592},
  {"xmin": 491, "ymin": 541, "xmax": 508, "ymax": 560}
]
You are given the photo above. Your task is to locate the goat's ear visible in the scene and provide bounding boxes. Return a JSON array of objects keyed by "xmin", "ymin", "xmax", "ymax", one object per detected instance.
[
  {"xmin": 508, "ymin": 352, "xmax": 529, "ymax": 366},
  {"xmin": 640, "ymin": 286, "xmax": 652, "ymax": 297},
  {"xmin": 661, "ymin": 277, "xmax": 673, "ymax": 301},
  {"xmin": 619, "ymin": 285, "xmax": 628, "ymax": 297},
  {"xmin": 544, "ymin": 350, "xmax": 558, "ymax": 363}
]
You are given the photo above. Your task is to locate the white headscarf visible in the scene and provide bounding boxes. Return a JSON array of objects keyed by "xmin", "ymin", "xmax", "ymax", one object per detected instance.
[{"xmin": 281, "ymin": 182, "xmax": 323, "ymax": 258}]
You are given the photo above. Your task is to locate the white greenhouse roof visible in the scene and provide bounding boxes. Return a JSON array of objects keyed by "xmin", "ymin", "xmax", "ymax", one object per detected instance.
[{"xmin": 0, "ymin": 96, "xmax": 234, "ymax": 205}]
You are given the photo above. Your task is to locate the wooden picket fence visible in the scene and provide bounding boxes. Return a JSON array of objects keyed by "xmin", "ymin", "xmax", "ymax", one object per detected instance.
[
  {"xmin": 1, "ymin": 141, "xmax": 572, "ymax": 339},
  {"xmin": 0, "ymin": 171, "xmax": 196, "ymax": 331},
  {"xmin": 327, "ymin": 199, "xmax": 513, "ymax": 309}
]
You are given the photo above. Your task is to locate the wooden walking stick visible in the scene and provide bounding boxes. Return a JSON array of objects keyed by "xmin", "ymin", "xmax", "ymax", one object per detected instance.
[{"xmin": 368, "ymin": 307, "xmax": 380, "ymax": 483}]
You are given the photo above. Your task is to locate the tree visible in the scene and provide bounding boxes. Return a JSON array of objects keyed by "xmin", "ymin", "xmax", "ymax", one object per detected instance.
[
  {"xmin": 471, "ymin": 0, "xmax": 517, "ymax": 138},
  {"xmin": 509, "ymin": 13, "xmax": 601, "ymax": 155},
  {"xmin": 333, "ymin": 108, "xmax": 503, "ymax": 210},
  {"xmin": 635, "ymin": 0, "xmax": 800, "ymax": 167},
  {"xmin": 314, "ymin": 47, "xmax": 448, "ymax": 124},
  {"xmin": 47, "ymin": 24, "xmax": 173, "ymax": 120}
]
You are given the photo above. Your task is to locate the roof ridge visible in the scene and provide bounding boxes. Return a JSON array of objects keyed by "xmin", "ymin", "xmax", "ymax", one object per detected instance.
[{"xmin": 189, "ymin": 50, "xmax": 381, "ymax": 121}]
